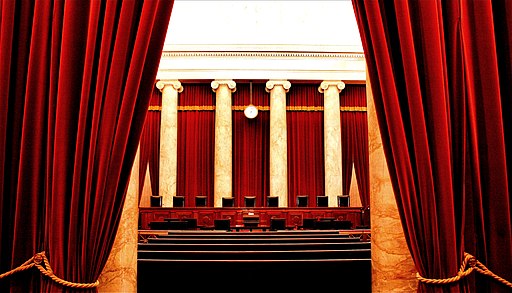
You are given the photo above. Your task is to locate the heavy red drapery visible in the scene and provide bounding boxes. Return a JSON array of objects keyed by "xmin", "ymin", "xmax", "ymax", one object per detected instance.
[
  {"xmin": 0, "ymin": 0, "xmax": 174, "ymax": 291},
  {"xmin": 177, "ymin": 84, "xmax": 215, "ymax": 207},
  {"xmin": 139, "ymin": 86, "xmax": 162, "ymax": 205},
  {"xmin": 341, "ymin": 85, "xmax": 369, "ymax": 208},
  {"xmin": 287, "ymin": 84, "xmax": 325, "ymax": 207},
  {"xmin": 232, "ymin": 83, "xmax": 270, "ymax": 207},
  {"xmin": 353, "ymin": 0, "xmax": 512, "ymax": 292}
]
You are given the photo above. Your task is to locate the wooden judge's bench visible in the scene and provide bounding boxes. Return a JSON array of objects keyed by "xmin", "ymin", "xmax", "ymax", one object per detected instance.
[{"xmin": 139, "ymin": 207, "xmax": 365, "ymax": 230}]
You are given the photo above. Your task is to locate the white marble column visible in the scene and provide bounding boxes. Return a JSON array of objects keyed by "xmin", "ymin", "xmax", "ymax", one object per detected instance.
[
  {"xmin": 319, "ymin": 81, "xmax": 345, "ymax": 207},
  {"xmin": 211, "ymin": 80, "xmax": 236, "ymax": 207},
  {"xmin": 367, "ymin": 75, "xmax": 417, "ymax": 292},
  {"xmin": 156, "ymin": 80, "xmax": 183, "ymax": 207},
  {"xmin": 98, "ymin": 146, "xmax": 140, "ymax": 292},
  {"xmin": 266, "ymin": 80, "xmax": 291, "ymax": 207}
]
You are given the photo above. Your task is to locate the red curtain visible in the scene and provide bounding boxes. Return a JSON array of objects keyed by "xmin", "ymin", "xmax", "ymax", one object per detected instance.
[
  {"xmin": 287, "ymin": 84, "xmax": 325, "ymax": 207},
  {"xmin": 0, "ymin": 1, "xmax": 174, "ymax": 292},
  {"xmin": 341, "ymin": 85, "xmax": 369, "ymax": 208},
  {"xmin": 177, "ymin": 84, "xmax": 215, "ymax": 207},
  {"xmin": 232, "ymin": 82, "xmax": 270, "ymax": 207},
  {"xmin": 139, "ymin": 86, "xmax": 162, "ymax": 204},
  {"xmin": 353, "ymin": 0, "xmax": 512, "ymax": 292}
]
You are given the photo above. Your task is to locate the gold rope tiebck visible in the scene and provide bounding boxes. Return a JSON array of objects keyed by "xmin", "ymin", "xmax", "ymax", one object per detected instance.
[
  {"xmin": 416, "ymin": 252, "xmax": 512, "ymax": 288},
  {"xmin": 0, "ymin": 251, "xmax": 99, "ymax": 289}
]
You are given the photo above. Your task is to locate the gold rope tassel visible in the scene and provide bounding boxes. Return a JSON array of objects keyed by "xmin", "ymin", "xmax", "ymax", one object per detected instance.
[
  {"xmin": 417, "ymin": 252, "xmax": 512, "ymax": 288},
  {"xmin": 0, "ymin": 251, "xmax": 99, "ymax": 289}
]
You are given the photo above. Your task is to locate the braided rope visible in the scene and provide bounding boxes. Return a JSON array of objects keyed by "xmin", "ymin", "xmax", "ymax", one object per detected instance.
[
  {"xmin": 0, "ymin": 252, "xmax": 99, "ymax": 289},
  {"xmin": 417, "ymin": 252, "xmax": 512, "ymax": 288}
]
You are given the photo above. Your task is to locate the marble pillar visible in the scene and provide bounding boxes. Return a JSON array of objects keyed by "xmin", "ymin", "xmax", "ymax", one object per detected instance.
[
  {"xmin": 319, "ymin": 81, "xmax": 345, "ymax": 207},
  {"xmin": 367, "ymin": 76, "xmax": 418, "ymax": 292},
  {"xmin": 98, "ymin": 146, "xmax": 140, "ymax": 292},
  {"xmin": 266, "ymin": 80, "xmax": 291, "ymax": 207},
  {"xmin": 211, "ymin": 80, "xmax": 236, "ymax": 207},
  {"xmin": 156, "ymin": 80, "xmax": 183, "ymax": 207}
]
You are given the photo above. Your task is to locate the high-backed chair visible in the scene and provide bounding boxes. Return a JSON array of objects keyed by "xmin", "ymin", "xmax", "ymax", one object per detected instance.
[
  {"xmin": 150, "ymin": 195, "xmax": 162, "ymax": 207},
  {"xmin": 195, "ymin": 195, "xmax": 207, "ymax": 207},
  {"xmin": 297, "ymin": 195, "xmax": 308, "ymax": 207},
  {"xmin": 337, "ymin": 195, "xmax": 350, "ymax": 207},
  {"xmin": 267, "ymin": 196, "xmax": 278, "ymax": 207},
  {"xmin": 244, "ymin": 196, "xmax": 256, "ymax": 208},
  {"xmin": 172, "ymin": 196, "xmax": 185, "ymax": 207},
  {"xmin": 222, "ymin": 197, "xmax": 234, "ymax": 207},
  {"xmin": 316, "ymin": 195, "xmax": 328, "ymax": 207}
]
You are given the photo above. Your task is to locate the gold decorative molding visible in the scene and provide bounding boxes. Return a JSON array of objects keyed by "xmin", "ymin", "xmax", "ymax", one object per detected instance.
[
  {"xmin": 148, "ymin": 106, "xmax": 162, "ymax": 111},
  {"xmin": 340, "ymin": 106, "xmax": 367, "ymax": 112},
  {"xmin": 174, "ymin": 105, "xmax": 366, "ymax": 112}
]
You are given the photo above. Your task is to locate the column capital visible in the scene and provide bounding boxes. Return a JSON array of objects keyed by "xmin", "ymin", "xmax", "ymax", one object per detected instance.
[
  {"xmin": 318, "ymin": 80, "xmax": 345, "ymax": 93},
  {"xmin": 211, "ymin": 79, "xmax": 236, "ymax": 93},
  {"xmin": 156, "ymin": 80, "xmax": 183, "ymax": 93},
  {"xmin": 265, "ymin": 80, "xmax": 291, "ymax": 93}
]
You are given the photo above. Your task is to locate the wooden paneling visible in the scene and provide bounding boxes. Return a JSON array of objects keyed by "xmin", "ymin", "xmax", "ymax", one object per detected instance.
[{"xmin": 139, "ymin": 207, "xmax": 364, "ymax": 229}]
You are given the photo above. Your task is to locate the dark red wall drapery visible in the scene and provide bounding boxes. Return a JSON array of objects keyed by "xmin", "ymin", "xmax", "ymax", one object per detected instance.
[
  {"xmin": 177, "ymin": 84, "xmax": 215, "ymax": 207},
  {"xmin": 286, "ymin": 84, "xmax": 325, "ymax": 207},
  {"xmin": 139, "ymin": 86, "xmax": 162, "ymax": 204},
  {"xmin": 0, "ymin": 1, "xmax": 174, "ymax": 292},
  {"xmin": 232, "ymin": 83, "xmax": 270, "ymax": 207},
  {"xmin": 341, "ymin": 85, "xmax": 369, "ymax": 208},
  {"xmin": 353, "ymin": 0, "xmax": 512, "ymax": 292}
]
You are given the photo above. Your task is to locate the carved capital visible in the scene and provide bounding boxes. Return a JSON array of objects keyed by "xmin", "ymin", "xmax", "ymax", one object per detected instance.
[
  {"xmin": 318, "ymin": 80, "xmax": 345, "ymax": 93},
  {"xmin": 211, "ymin": 80, "xmax": 236, "ymax": 93},
  {"xmin": 156, "ymin": 80, "xmax": 183, "ymax": 93},
  {"xmin": 265, "ymin": 80, "xmax": 291, "ymax": 93}
]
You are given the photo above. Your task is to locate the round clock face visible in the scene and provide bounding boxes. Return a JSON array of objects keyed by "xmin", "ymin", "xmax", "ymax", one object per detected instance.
[{"xmin": 244, "ymin": 104, "xmax": 258, "ymax": 119}]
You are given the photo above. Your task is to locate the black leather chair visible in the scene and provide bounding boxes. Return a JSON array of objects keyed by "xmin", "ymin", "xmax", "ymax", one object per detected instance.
[
  {"xmin": 267, "ymin": 196, "xmax": 278, "ymax": 207},
  {"xmin": 270, "ymin": 218, "xmax": 286, "ymax": 231},
  {"xmin": 150, "ymin": 195, "xmax": 162, "ymax": 207},
  {"xmin": 338, "ymin": 195, "xmax": 350, "ymax": 207},
  {"xmin": 195, "ymin": 195, "xmax": 207, "ymax": 207},
  {"xmin": 316, "ymin": 195, "xmax": 328, "ymax": 207},
  {"xmin": 297, "ymin": 195, "xmax": 308, "ymax": 207},
  {"xmin": 172, "ymin": 196, "xmax": 185, "ymax": 207},
  {"xmin": 214, "ymin": 219, "xmax": 231, "ymax": 231},
  {"xmin": 222, "ymin": 197, "xmax": 234, "ymax": 207},
  {"xmin": 244, "ymin": 196, "xmax": 256, "ymax": 207}
]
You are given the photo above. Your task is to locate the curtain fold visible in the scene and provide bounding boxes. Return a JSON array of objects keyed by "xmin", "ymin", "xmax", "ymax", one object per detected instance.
[
  {"xmin": 286, "ymin": 84, "xmax": 325, "ymax": 207},
  {"xmin": 139, "ymin": 86, "xmax": 162, "ymax": 204},
  {"xmin": 353, "ymin": 0, "xmax": 512, "ymax": 292},
  {"xmin": 232, "ymin": 83, "xmax": 270, "ymax": 207},
  {"xmin": 176, "ymin": 84, "xmax": 215, "ymax": 207},
  {"xmin": 341, "ymin": 85, "xmax": 369, "ymax": 208},
  {"xmin": 0, "ymin": 1, "xmax": 174, "ymax": 292}
]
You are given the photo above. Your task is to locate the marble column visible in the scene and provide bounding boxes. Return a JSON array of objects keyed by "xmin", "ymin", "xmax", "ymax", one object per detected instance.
[
  {"xmin": 156, "ymin": 80, "xmax": 183, "ymax": 207},
  {"xmin": 266, "ymin": 80, "xmax": 291, "ymax": 207},
  {"xmin": 319, "ymin": 81, "xmax": 345, "ymax": 207},
  {"xmin": 211, "ymin": 80, "xmax": 236, "ymax": 207},
  {"xmin": 98, "ymin": 146, "xmax": 140, "ymax": 292},
  {"xmin": 367, "ymin": 75, "xmax": 418, "ymax": 292}
]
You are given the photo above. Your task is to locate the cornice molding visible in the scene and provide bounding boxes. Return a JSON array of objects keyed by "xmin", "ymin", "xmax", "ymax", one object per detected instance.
[{"xmin": 161, "ymin": 51, "xmax": 364, "ymax": 60}]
